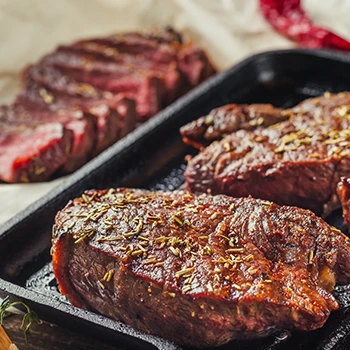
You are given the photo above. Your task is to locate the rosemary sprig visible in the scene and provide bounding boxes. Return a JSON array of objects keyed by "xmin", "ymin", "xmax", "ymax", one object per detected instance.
[{"xmin": 0, "ymin": 296, "xmax": 42, "ymax": 341}]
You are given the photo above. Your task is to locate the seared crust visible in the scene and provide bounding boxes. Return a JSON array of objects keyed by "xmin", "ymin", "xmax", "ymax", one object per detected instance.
[
  {"xmin": 52, "ymin": 188, "xmax": 350, "ymax": 347},
  {"xmin": 337, "ymin": 177, "xmax": 350, "ymax": 231},
  {"xmin": 185, "ymin": 93, "xmax": 350, "ymax": 216}
]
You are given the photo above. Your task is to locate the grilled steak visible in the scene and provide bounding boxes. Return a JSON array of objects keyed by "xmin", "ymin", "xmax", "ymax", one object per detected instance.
[
  {"xmin": 16, "ymin": 81, "xmax": 136, "ymax": 155},
  {"xmin": 185, "ymin": 93, "xmax": 350, "ymax": 216},
  {"xmin": 27, "ymin": 59, "xmax": 164, "ymax": 121},
  {"xmin": 52, "ymin": 189, "xmax": 350, "ymax": 347},
  {"xmin": 73, "ymin": 28, "xmax": 215, "ymax": 88},
  {"xmin": 44, "ymin": 45, "xmax": 184, "ymax": 105},
  {"xmin": 0, "ymin": 28, "xmax": 214, "ymax": 183},
  {"xmin": 181, "ymin": 104, "xmax": 286, "ymax": 149},
  {"xmin": 7, "ymin": 99, "xmax": 96, "ymax": 173},
  {"xmin": 177, "ymin": 43, "xmax": 216, "ymax": 88},
  {"xmin": 0, "ymin": 106, "xmax": 73, "ymax": 182},
  {"xmin": 24, "ymin": 28, "xmax": 215, "ymax": 121},
  {"xmin": 337, "ymin": 177, "xmax": 350, "ymax": 231}
]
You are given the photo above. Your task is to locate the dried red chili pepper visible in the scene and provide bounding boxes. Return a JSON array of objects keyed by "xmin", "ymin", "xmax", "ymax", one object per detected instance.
[{"xmin": 260, "ymin": 0, "xmax": 350, "ymax": 51}]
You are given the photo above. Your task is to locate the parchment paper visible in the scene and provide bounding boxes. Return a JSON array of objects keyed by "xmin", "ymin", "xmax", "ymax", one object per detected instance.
[{"xmin": 0, "ymin": 0, "xmax": 349, "ymax": 224}]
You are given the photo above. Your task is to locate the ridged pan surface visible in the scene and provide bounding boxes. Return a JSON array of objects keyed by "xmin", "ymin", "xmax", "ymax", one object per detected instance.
[{"xmin": 1, "ymin": 49, "xmax": 350, "ymax": 349}]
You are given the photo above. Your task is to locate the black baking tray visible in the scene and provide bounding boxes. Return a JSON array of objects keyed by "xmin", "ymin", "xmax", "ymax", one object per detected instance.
[{"xmin": 2, "ymin": 49, "xmax": 350, "ymax": 350}]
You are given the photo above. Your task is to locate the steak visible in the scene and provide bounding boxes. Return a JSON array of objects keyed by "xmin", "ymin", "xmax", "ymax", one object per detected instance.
[
  {"xmin": 337, "ymin": 177, "xmax": 350, "ymax": 231},
  {"xmin": 29, "ymin": 58, "xmax": 164, "ymax": 121},
  {"xmin": 9, "ymin": 100, "xmax": 96, "ymax": 173},
  {"xmin": 177, "ymin": 43, "xmax": 216, "ymax": 88},
  {"xmin": 0, "ymin": 106, "xmax": 73, "ymax": 182},
  {"xmin": 0, "ymin": 27, "xmax": 214, "ymax": 183},
  {"xmin": 44, "ymin": 45, "xmax": 184, "ymax": 105},
  {"xmin": 184, "ymin": 93, "xmax": 350, "ymax": 216},
  {"xmin": 16, "ymin": 80, "xmax": 136, "ymax": 155},
  {"xmin": 181, "ymin": 104, "xmax": 287, "ymax": 149},
  {"xmin": 70, "ymin": 28, "xmax": 215, "ymax": 106},
  {"xmin": 52, "ymin": 188, "xmax": 350, "ymax": 348}
]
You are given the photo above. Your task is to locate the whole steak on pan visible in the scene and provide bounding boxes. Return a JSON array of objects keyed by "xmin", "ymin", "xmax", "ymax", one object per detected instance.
[
  {"xmin": 184, "ymin": 93, "xmax": 350, "ymax": 216},
  {"xmin": 52, "ymin": 188, "xmax": 350, "ymax": 348}
]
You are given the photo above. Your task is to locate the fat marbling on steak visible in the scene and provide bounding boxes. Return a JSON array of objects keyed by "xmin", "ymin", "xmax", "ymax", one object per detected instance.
[
  {"xmin": 52, "ymin": 188, "xmax": 350, "ymax": 347},
  {"xmin": 184, "ymin": 93, "xmax": 350, "ymax": 216}
]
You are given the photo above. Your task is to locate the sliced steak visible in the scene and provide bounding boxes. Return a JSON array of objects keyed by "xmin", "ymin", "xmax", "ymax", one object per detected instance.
[
  {"xmin": 44, "ymin": 45, "xmax": 184, "ymax": 105},
  {"xmin": 0, "ymin": 28, "xmax": 214, "ymax": 182},
  {"xmin": 73, "ymin": 30, "xmax": 181, "ymax": 63},
  {"xmin": 185, "ymin": 93, "xmax": 350, "ymax": 216},
  {"xmin": 7, "ymin": 103, "xmax": 96, "ymax": 173},
  {"xmin": 0, "ymin": 106, "xmax": 73, "ymax": 182},
  {"xmin": 337, "ymin": 177, "xmax": 350, "ymax": 231},
  {"xmin": 108, "ymin": 94, "xmax": 137, "ymax": 140},
  {"xmin": 177, "ymin": 43, "xmax": 216, "ymax": 87},
  {"xmin": 16, "ymin": 81, "xmax": 123, "ymax": 155},
  {"xmin": 181, "ymin": 103, "xmax": 286, "ymax": 149},
  {"xmin": 52, "ymin": 189, "xmax": 350, "ymax": 347},
  {"xmin": 25, "ymin": 63, "xmax": 161, "ymax": 121},
  {"xmin": 74, "ymin": 28, "xmax": 215, "ymax": 92}
]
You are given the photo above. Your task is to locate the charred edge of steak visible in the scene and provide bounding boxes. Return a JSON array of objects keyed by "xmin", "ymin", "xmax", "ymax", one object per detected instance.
[
  {"xmin": 52, "ymin": 189, "xmax": 350, "ymax": 347},
  {"xmin": 25, "ymin": 63, "xmax": 164, "ymax": 121},
  {"xmin": 180, "ymin": 104, "xmax": 286, "ymax": 149},
  {"xmin": 43, "ymin": 45, "xmax": 185, "ymax": 105},
  {"xmin": 337, "ymin": 177, "xmax": 350, "ymax": 233}
]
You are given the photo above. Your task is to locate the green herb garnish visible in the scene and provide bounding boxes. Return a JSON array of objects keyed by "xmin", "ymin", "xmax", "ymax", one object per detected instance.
[{"xmin": 0, "ymin": 296, "xmax": 42, "ymax": 341}]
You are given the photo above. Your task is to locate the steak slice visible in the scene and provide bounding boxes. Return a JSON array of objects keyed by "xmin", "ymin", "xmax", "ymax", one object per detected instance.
[
  {"xmin": 108, "ymin": 94, "xmax": 137, "ymax": 140},
  {"xmin": 9, "ymin": 103, "xmax": 96, "ymax": 173},
  {"xmin": 177, "ymin": 43, "xmax": 216, "ymax": 87},
  {"xmin": 185, "ymin": 93, "xmax": 350, "ymax": 216},
  {"xmin": 52, "ymin": 189, "xmax": 350, "ymax": 347},
  {"xmin": 26, "ymin": 63, "xmax": 161, "ymax": 121},
  {"xmin": 44, "ymin": 45, "xmax": 184, "ymax": 105},
  {"xmin": 74, "ymin": 28, "xmax": 215, "ymax": 92},
  {"xmin": 73, "ymin": 29, "xmax": 181, "ymax": 63},
  {"xmin": 17, "ymin": 81, "xmax": 122, "ymax": 155},
  {"xmin": 0, "ymin": 105, "xmax": 73, "ymax": 182},
  {"xmin": 337, "ymin": 177, "xmax": 350, "ymax": 231},
  {"xmin": 181, "ymin": 104, "xmax": 286, "ymax": 149}
]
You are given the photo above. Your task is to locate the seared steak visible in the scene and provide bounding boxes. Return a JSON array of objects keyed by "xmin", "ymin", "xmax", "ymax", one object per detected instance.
[
  {"xmin": 9, "ymin": 101, "xmax": 96, "ymax": 173},
  {"xmin": 337, "ymin": 177, "xmax": 350, "ymax": 231},
  {"xmin": 0, "ymin": 28, "xmax": 214, "ymax": 183},
  {"xmin": 181, "ymin": 104, "xmax": 286, "ymax": 149},
  {"xmin": 44, "ymin": 45, "xmax": 184, "ymax": 105},
  {"xmin": 24, "ymin": 28, "xmax": 215, "ymax": 121},
  {"xmin": 52, "ymin": 189, "xmax": 350, "ymax": 347},
  {"xmin": 73, "ymin": 28, "xmax": 215, "ymax": 88},
  {"xmin": 27, "ymin": 59, "xmax": 164, "ymax": 121},
  {"xmin": 0, "ymin": 106, "xmax": 73, "ymax": 182},
  {"xmin": 185, "ymin": 93, "xmax": 350, "ymax": 216},
  {"xmin": 16, "ymin": 81, "xmax": 136, "ymax": 155}
]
